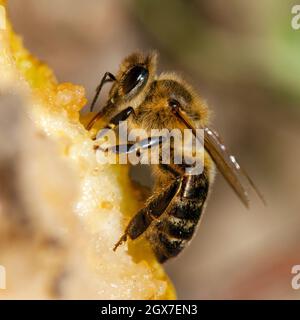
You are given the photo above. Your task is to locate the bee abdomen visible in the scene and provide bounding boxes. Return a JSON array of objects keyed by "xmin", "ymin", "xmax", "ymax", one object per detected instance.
[
  {"xmin": 171, "ymin": 200, "xmax": 204, "ymax": 221},
  {"xmin": 147, "ymin": 173, "xmax": 209, "ymax": 263},
  {"xmin": 164, "ymin": 215, "xmax": 196, "ymax": 240},
  {"xmin": 147, "ymin": 231, "xmax": 186, "ymax": 263},
  {"xmin": 148, "ymin": 199, "xmax": 205, "ymax": 263}
]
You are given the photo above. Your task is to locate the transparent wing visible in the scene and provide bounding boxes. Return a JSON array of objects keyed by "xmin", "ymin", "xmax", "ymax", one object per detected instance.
[
  {"xmin": 204, "ymin": 127, "xmax": 266, "ymax": 207},
  {"xmin": 173, "ymin": 107, "xmax": 265, "ymax": 208}
]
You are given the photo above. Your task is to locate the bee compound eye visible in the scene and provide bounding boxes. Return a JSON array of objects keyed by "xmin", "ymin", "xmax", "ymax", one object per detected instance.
[{"xmin": 122, "ymin": 65, "xmax": 149, "ymax": 95}]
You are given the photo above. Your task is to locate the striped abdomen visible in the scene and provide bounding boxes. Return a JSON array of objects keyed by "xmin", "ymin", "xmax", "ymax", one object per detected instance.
[{"xmin": 146, "ymin": 173, "xmax": 209, "ymax": 263}]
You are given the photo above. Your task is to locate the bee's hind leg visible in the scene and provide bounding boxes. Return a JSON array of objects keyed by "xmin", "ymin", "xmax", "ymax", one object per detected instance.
[
  {"xmin": 113, "ymin": 176, "xmax": 182, "ymax": 251},
  {"xmin": 107, "ymin": 135, "xmax": 173, "ymax": 252}
]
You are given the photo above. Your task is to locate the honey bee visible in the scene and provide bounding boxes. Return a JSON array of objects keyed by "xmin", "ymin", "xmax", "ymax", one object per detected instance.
[{"xmin": 87, "ymin": 52, "xmax": 265, "ymax": 263}]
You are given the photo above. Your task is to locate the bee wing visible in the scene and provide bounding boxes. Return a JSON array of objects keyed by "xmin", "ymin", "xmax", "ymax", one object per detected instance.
[
  {"xmin": 173, "ymin": 108, "xmax": 265, "ymax": 208},
  {"xmin": 204, "ymin": 127, "xmax": 266, "ymax": 207},
  {"xmin": 203, "ymin": 127, "xmax": 249, "ymax": 207}
]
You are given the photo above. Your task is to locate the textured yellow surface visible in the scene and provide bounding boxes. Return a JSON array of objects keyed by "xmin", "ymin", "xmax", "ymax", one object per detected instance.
[{"xmin": 0, "ymin": 0, "xmax": 175, "ymax": 299}]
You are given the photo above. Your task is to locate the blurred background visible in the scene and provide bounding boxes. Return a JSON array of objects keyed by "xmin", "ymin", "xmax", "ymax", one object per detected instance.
[{"xmin": 8, "ymin": 0, "xmax": 300, "ymax": 299}]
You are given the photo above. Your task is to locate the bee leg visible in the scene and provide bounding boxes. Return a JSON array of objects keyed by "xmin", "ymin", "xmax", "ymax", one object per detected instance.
[
  {"xmin": 89, "ymin": 72, "xmax": 116, "ymax": 112},
  {"xmin": 148, "ymin": 163, "xmax": 210, "ymax": 263},
  {"xmin": 101, "ymin": 143, "xmax": 135, "ymax": 154},
  {"xmin": 136, "ymin": 135, "xmax": 168, "ymax": 150},
  {"xmin": 113, "ymin": 176, "xmax": 182, "ymax": 251},
  {"xmin": 94, "ymin": 106, "xmax": 135, "ymax": 139},
  {"xmin": 102, "ymin": 135, "xmax": 167, "ymax": 155}
]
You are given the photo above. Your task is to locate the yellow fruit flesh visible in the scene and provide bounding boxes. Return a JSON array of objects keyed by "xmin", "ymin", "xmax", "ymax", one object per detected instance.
[{"xmin": 0, "ymin": 0, "xmax": 175, "ymax": 299}]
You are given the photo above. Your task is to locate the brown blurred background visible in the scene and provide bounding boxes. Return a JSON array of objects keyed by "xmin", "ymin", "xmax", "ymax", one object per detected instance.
[{"xmin": 8, "ymin": 0, "xmax": 300, "ymax": 299}]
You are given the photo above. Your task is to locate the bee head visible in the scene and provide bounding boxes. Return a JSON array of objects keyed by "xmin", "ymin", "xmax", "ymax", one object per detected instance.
[{"xmin": 108, "ymin": 52, "xmax": 157, "ymax": 107}]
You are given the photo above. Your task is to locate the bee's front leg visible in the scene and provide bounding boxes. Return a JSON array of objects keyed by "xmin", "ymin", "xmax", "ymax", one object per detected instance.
[
  {"xmin": 89, "ymin": 106, "xmax": 135, "ymax": 136},
  {"xmin": 89, "ymin": 72, "xmax": 116, "ymax": 112}
]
